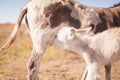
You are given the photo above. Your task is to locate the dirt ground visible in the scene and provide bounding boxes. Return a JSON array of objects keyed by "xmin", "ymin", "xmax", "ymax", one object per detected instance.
[{"xmin": 0, "ymin": 23, "xmax": 120, "ymax": 80}]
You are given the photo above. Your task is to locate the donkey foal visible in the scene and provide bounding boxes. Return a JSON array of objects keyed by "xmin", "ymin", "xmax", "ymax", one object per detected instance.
[{"xmin": 57, "ymin": 27, "xmax": 120, "ymax": 80}]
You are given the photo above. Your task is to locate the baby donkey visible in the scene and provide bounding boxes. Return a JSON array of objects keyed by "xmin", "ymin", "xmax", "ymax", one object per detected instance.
[{"xmin": 57, "ymin": 27, "xmax": 120, "ymax": 80}]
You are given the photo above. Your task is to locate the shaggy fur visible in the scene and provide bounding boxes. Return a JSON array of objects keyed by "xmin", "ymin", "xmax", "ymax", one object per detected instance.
[
  {"xmin": 57, "ymin": 27, "xmax": 120, "ymax": 80},
  {"xmin": 0, "ymin": 0, "xmax": 120, "ymax": 80}
]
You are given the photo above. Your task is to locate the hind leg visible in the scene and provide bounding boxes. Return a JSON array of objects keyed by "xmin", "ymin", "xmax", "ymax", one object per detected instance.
[
  {"xmin": 27, "ymin": 48, "xmax": 46, "ymax": 80},
  {"xmin": 105, "ymin": 64, "xmax": 111, "ymax": 80},
  {"xmin": 27, "ymin": 32, "xmax": 49, "ymax": 80}
]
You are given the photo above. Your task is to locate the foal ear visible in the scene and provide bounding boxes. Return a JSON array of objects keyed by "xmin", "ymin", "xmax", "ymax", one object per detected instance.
[
  {"xmin": 76, "ymin": 27, "xmax": 92, "ymax": 34},
  {"xmin": 67, "ymin": 29, "xmax": 76, "ymax": 40}
]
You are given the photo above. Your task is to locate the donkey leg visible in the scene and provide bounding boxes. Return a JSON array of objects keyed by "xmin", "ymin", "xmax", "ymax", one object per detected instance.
[
  {"xmin": 27, "ymin": 35, "xmax": 48, "ymax": 80},
  {"xmin": 105, "ymin": 64, "xmax": 111, "ymax": 80},
  {"xmin": 27, "ymin": 48, "xmax": 45, "ymax": 80}
]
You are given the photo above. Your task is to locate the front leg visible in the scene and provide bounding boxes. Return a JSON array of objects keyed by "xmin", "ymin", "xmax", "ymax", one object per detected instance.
[
  {"xmin": 105, "ymin": 64, "xmax": 111, "ymax": 80},
  {"xmin": 86, "ymin": 64, "xmax": 100, "ymax": 80},
  {"xmin": 81, "ymin": 64, "xmax": 88, "ymax": 80}
]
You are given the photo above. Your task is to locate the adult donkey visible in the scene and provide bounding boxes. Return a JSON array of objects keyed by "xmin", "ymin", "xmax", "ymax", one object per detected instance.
[{"xmin": 0, "ymin": 0, "xmax": 120, "ymax": 80}]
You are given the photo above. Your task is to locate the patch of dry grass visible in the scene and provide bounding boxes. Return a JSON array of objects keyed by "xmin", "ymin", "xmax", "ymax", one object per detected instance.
[{"xmin": 0, "ymin": 23, "xmax": 32, "ymax": 79}]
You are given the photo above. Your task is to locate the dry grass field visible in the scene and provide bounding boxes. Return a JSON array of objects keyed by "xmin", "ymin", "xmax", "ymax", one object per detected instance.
[{"xmin": 0, "ymin": 23, "xmax": 120, "ymax": 80}]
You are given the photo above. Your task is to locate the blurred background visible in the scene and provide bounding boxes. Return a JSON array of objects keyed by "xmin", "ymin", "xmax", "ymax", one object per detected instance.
[{"xmin": 0, "ymin": 0, "xmax": 120, "ymax": 80}]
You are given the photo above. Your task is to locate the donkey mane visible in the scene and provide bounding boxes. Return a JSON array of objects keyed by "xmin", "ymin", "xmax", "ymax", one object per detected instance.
[{"xmin": 109, "ymin": 2, "xmax": 120, "ymax": 8}]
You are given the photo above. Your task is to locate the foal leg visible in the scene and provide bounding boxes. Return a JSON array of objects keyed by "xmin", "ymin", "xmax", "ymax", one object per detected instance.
[
  {"xmin": 105, "ymin": 64, "xmax": 111, "ymax": 80},
  {"xmin": 86, "ymin": 64, "xmax": 100, "ymax": 80},
  {"xmin": 81, "ymin": 64, "xmax": 88, "ymax": 80}
]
